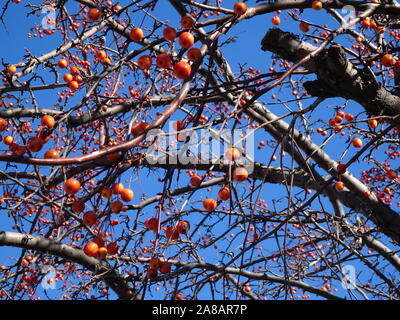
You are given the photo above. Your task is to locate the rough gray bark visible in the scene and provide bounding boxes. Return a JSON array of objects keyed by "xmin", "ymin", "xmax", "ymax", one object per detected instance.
[
  {"xmin": 258, "ymin": 28, "xmax": 400, "ymax": 244},
  {"xmin": 261, "ymin": 28, "xmax": 400, "ymax": 117},
  {"xmin": 248, "ymin": 100, "xmax": 400, "ymax": 244}
]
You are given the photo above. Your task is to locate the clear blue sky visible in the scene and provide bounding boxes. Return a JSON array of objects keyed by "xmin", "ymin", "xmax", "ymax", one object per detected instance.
[{"xmin": 0, "ymin": 0, "xmax": 397, "ymax": 300}]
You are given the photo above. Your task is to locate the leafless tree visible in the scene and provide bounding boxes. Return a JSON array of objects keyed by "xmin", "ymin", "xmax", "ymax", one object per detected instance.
[{"xmin": 0, "ymin": 0, "xmax": 399, "ymax": 300}]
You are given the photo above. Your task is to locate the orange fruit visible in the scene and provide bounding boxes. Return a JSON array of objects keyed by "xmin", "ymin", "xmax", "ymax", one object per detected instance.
[
  {"xmin": 57, "ymin": 58, "xmax": 68, "ymax": 69},
  {"xmin": 111, "ymin": 200, "xmax": 123, "ymax": 213},
  {"xmin": 203, "ymin": 198, "xmax": 217, "ymax": 211},
  {"xmin": 352, "ymin": 138, "xmax": 362, "ymax": 148},
  {"xmin": 26, "ymin": 137, "xmax": 44, "ymax": 152},
  {"xmin": 44, "ymin": 149, "xmax": 60, "ymax": 159},
  {"xmin": 233, "ymin": 167, "xmax": 248, "ymax": 182},
  {"xmin": 190, "ymin": 175, "xmax": 201, "ymax": 187},
  {"xmin": 120, "ymin": 188, "xmax": 134, "ymax": 202},
  {"xmin": 64, "ymin": 178, "xmax": 81, "ymax": 194},
  {"xmin": 68, "ymin": 80, "xmax": 79, "ymax": 91},
  {"xmin": 368, "ymin": 119, "xmax": 378, "ymax": 129},
  {"xmin": 0, "ymin": 118, "xmax": 8, "ymax": 132},
  {"xmin": 63, "ymin": 73, "xmax": 73, "ymax": 83},
  {"xmin": 272, "ymin": 16, "xmax": 280, "ymax": 26},
  {"xmin": 112, "ymin": 182, "xmax": 124, "ymax": 194},
  {"xmin": 106, "ymin": 242, "xmax": 119, "ymax": 255},
  {"xmin": 337, "ymin": 111, "xmax": 345, "ymax": 118},
  {"xmin": 156, "ymin": 53, "xmax": 172, "ymax": 69},
  {"xmin": 150, "ymin": 258, "xmax": 160, "ymax": 270},
  {"xmin": 181, "ymin": 15, "xmax": 194, "ymax": 29},
  {"xmin": 84, "ymin": 242, "xmax": 99, "ymax": 257},
  {"xmin": 97, "ymin": 247, "xmax": 108, "ymax": 259},
  {"xmin": 83, "ymin": 211, "xmax": 97, "ymax": 227},
  {"xmin": 225, "ymin": 147, "xmax": 241, "ymax": 161},
  {"xmin": 88, "ymin": 8, "xmax": 102, "ymax": 21},
  {"xmin": 381, "ymin": 54, "xmax": 395, "ymax": 67},
  {"xmin": 174, "ymin": 61, "xmax": 191, "ymax": 79},
  {"xmin": 130, "ymin": 28, "xmax": 143, "ymax": 42},
  {"xmin": 70, "ymin": 66, "xmax": 79, "ymax": 75},
  {"xmin": 218, "ymin": 187, "xmax": 230, "ymax": 201},
  {"xmin": 362, "ymin": 18, "xmax": 371, "ymax": 28},
  {"xmin": 176, "ymin": 220, "xmax": 190, "ymax": 234},
  {"xmin": 299, "ymin": 21, "xmax": 310, "ymax": 32},
  {"xmin": 41, "ymin": 115, "xmax": 55, "ymax": 129},
  {"xmin": 311, "ymin": 1, "xmax": 323, "ymax": 10},
  {"xmin": 335, "ymin": 181, "xmax": 345, "ymax": 191},
  {"xmin": 163, "ymin": 26, "xmax": 177, "ymax": 41},
  {"xmin": 74, "ymin": 75, "xmax": 83, "ymax": 83},
  {"xmin": 7, "ymin": 65, "xmax": 16, "ymax": 74},
  {"xmin": 187, "ymin": 47, "xmax": 202, "ymax": 62},
  {"xmin": 113, "ymin": 4, "xmax": 122, "ymax": 11},
  {"xmin": 137, "ymin": 55, "xmax": 152, "ymax": 70},
  {"xmin": 96, "ymin": 50, "xmax": 107, "ymax": 61},
  {"xmin": 179, "ymin": 32, "xmax": 194, "ymax": 49},
  {"xmin": 3, "ymin": 136, "xmax": 13, "ymax": 145},
  {"xmin": 345, "ymin": 113, "xmax": 354, "ymax": 121}
]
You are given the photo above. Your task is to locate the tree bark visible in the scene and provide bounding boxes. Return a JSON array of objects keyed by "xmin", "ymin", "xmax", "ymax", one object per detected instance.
[
  {"xmin": 261, "ymin": 28, "xmax": 400, "ymax": 118},
  {"xmin": 0, "ymin": 231, "xmax": 139, "ymax": 300}
]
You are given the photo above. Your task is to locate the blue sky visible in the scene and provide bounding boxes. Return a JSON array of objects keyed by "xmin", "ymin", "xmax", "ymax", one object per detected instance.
[{"xmin": 0, "ymin": 0, "xmax": 398, "ymax": 300}]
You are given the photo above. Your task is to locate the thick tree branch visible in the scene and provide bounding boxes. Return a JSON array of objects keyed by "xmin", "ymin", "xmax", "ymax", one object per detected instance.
[
  {"xmin": 261, "ymin": 28, "xmax": 400, "ymax": 117},
  {"xmin": 0, "ymin": 94, "xmax": 225, "ymax": 127},
  {"xmin": 196, "ymin": 25, "xmax": 400, "ymax": 244},
  {"xmin": 0, "ymin": 231, "xmax": 138, "ymax": 300},
  {"xmin": 247, "ymin": 100, "xmax": 400, "ymax": 244},
  {"xmin": 141, "ymin": 157, "xmax": 388, "ymax": 224},
  {"xmin": 120, "ymin": 256, "xmax": 343, "ymax": 300},
  {"xmin": 196, "ymin": 0, "xmax": 399, "ymax": 27}
]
